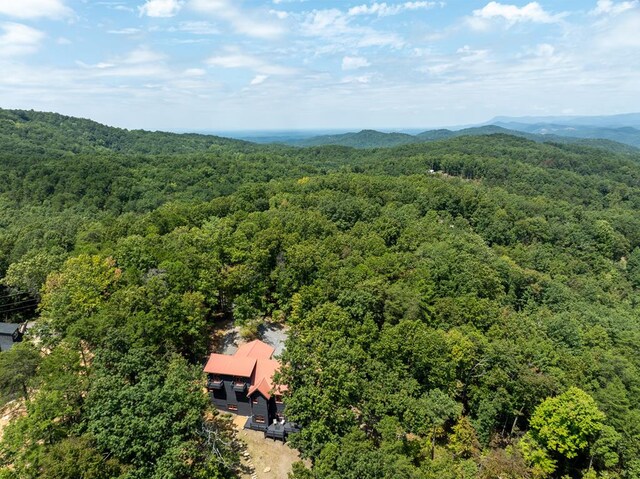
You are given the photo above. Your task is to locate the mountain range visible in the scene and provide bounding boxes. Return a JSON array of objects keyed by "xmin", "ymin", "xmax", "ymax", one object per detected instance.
[
  {"xmin": 489, "ymin": 112, "xmax": 640, "ymax": 129},
  {"xmin": 3, "ymin": 107, "xmax": 639, "ymax": 154},
  {"xmin": 284, "ymin": 123, "xmax": 640, "ymax": 153}
]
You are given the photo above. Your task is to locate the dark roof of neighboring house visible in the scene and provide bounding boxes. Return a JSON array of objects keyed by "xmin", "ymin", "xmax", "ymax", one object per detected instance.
[{"xmin": 0, "ymin": 322, "xmax": 20, "ymax": 336}]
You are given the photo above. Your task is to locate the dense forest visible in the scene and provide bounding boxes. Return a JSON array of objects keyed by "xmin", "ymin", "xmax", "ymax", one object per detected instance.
[{"xmin": 1, "ymin": 109, "xmax": 640, "ymax": 479}]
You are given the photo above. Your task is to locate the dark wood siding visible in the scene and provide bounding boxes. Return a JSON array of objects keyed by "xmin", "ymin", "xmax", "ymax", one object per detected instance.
[
  {"xmin": 250, "ymin": 392, "xmax": 270, "ymax": 424},
  {"xmin": 210, "ymin": 386, "xmax": 227, "ymax": 409},
  {"xmin": 208, "ymin": 373, "xmax": 251, "ymax": 414}
]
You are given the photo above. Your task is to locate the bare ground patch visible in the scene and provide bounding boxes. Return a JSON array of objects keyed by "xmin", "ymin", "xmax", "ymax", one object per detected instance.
[
  {"xmin": 0, "ymin": 400, "xmax": 26, "ymax": 442},
  {"xmin": 231, "ymin": 414, "xmax": 307, "ymax": 479},
  {"xmin": 209, "ymin": 318, "xmax": 288, "ymax": 357}
]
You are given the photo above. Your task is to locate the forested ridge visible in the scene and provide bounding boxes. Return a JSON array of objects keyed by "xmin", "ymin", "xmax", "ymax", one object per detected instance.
[
  {"xmin": 286, "ymin": 124, "xmax": 640, "ymax": 153},
  {"xmin": 1, "ymin": 109, "xmax": 640, "ymax": 479}
]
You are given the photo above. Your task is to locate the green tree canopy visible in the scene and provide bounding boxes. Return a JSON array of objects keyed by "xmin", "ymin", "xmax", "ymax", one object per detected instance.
[{"xmin": 528, "ymin": 387, "xmax": 606, "ymax": 460}]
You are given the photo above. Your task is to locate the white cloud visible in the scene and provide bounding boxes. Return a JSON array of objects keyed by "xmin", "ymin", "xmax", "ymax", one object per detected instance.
[
  {"xmin": 341, "ymin": 74, "xmax": 372, "ymax": 84},
  {"xmin": 0, "ymin": 22, "xmax": 45, "ymax": 57},
  {"xmin": 178, "ymin": 21, "xmax": 219, "ymax": 35},
  {"xmin": 184, "ymin": 68, "xmax": 206, "ymax": 76},
  {"xmin": 91, "ymin": 62, "xmax": 116, "ymax": 69},
  {"xmin": 269, "ymin": 9, "xmax": 289, "ymax": 19},
  {"xmin": 422, "ymin": 62, "xmax": 454, "ymax": 75},
  {"xmin": 0, "ymin": 0, "xmax": 72, "ymax": 19},
  {"xmin": 250, "ymin": 74, "xmax": 268, "ymax": 85},
  {"xmin": 348, "ymin": 1, "xmax": 437, "ymax": 17},
  {"xmin": 206, "ymin": 50, "xmax": 296, "ymax": 75},
  {"xmin": 303, "ymin": 9, "xmax": 347, "ymax": 36},
  {"xmin": 342, "ymin": 56, "xmax": 370, "ymax": 70},
  {"xmin": 534, "ymin": 43, "xmax": 555, "ymax": 57},
  {"xmin": 595, "ymin": 10, "xmax": 640, "ymax": 48},
  {"xmin": 471, "ymin": 2, "xmax": 564, "ymax": 28},
  {"xmin": 456, "ymin": 45, "xmax": 489, "ymax": 61},
  {"xmin": 190, "ymin": 0, "xmax": 284, "ymax": 39},
  {"xmin": 357, "ymin": 31, "xmax": 403, "ymax": 48},
  {"xmin": 114, "ymin": 5, "xmax": 135, "ymax": 12},
  {"xmin": 302, "ymin": 8, "xmax": 404, "ymax": 48},
  {"xmin": 139, "ymin": 0, "xmax": 183, "ymax": 18},
  {"xmin": 107, "ymin": 28, "xmax": 142, "ymax": 35},
  {"xmin": 591, "ymin": 0, "xmax": 638, "ymax": 15},
  {"xmin": 76, "ymin": 46, "xmax": 169, "ymax": 78},
  {"xmin": 123, "ymin": 47, "xmax": 166, "ymax": 64}
]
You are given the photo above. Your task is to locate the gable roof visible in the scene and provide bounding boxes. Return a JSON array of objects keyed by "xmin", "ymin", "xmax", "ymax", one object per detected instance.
[
  {"xmin": 204, "ymin": 353, "xmax": 257, "ymax": 378},
  {"xmin": 204, "ymin": 339, "xmax": 287, "ymax": 398},
  {"xmin": 234, "ymin": 339, "xmax": 275, "ymax": 360},
  {"xmin": 248, "ymin": 377, "xmax": 273, "ymax": 399},
  {"xmin": 248, "ymin": 358, "xmax": 280, "ymax": 399}
]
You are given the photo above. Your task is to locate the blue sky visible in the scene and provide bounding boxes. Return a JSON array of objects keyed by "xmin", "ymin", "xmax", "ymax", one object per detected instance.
[{"xmin": 0, "ymin": 0, "xmax": 639, "ymax": 131}]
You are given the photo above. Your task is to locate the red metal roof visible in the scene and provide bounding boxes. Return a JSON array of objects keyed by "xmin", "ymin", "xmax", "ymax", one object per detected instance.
[
  {"xmin": 248, "ymin": 358, "xmax": 280, "ymax": 399},
  {"xmin": 234, "ymin": 339, "xmax": 275, "ymax": 360},
  {"xmin": 248, "ymin": 377, "xmax": 273, "ymax": 399},
  {"xmin": 204, "ymin": 339, "xmax": 287, "ymax": 399},
  {"xmin": 203, "ymin": 353, "xmax": 257, "ymax": 377}
]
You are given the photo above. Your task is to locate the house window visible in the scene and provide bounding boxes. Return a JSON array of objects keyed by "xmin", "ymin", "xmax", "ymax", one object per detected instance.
[
  {"xmin": 275, "ymin": 395, "xmax": 283, "ymax": 404},
  {"xmin": 252, "ymin": 398, "xmax": 259, "ymax": 405},
  {"xmin": 228, "ymin": 404, "xmax": 238, "ymax": 411},
  {"xmin": 254, "ymin": 415, "xmax": 266, "ymax": 424}
]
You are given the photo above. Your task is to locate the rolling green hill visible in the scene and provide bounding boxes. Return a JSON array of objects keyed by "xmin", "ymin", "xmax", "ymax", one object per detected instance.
[
  {"xmin": 291, "ymin": 128, "xmax": 420, "ymax": 148},
  {"xmin": 0, "ymin": 108, "xmax": 250, "ymax": 158}
]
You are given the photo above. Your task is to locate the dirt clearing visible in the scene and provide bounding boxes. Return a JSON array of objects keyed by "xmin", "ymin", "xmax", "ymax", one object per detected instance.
[
  {"xmin": 231, "ymin": 414, "xmax": 307, "ymax": 479},
  {"xmin": 0, "ymin": 400, "xmax": 25, "ymax": 442}
]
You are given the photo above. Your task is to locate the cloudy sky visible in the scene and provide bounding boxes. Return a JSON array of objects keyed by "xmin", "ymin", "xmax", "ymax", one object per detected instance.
[{"xmin": 0, "ymin": 0, "xmax": 639, "ymax": 131}]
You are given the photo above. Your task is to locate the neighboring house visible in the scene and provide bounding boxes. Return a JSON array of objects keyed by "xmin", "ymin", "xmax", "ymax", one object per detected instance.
[
  {"xmin": 204, "ymin": 339, "xmax": 299, "ymax": 440},
  {"xmin": 0, "ymin": 322, "xmax": 24, "ymax": 352}
]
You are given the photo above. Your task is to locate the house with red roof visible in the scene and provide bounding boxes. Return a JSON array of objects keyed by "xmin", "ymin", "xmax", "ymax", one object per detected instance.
[{"xmin": 204, "ymin": 339, "xmax": 297, "ymax": 439}]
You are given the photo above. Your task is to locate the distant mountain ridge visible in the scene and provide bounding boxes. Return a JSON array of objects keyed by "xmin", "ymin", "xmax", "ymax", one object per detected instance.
[
  {"xmin": 3, "ymin": 107, "xmax": 639, "ymax": 154},
  {"xmin": 489, "ymin": 112, "xmax": 640, "ymax": 129},
  {"xmin": 286, "ymin": 124, "xmax": 640, "ymax": 153},
  {"xmin": 289, "ymin": 129, "xmax": 419, "ymax": 148},
  {"xmin": 492, "ymin": 122, "xmax": 640, "ymax": 148},
  {"xmin": 289, "ymin": 125, "xmax": 528, "ymax": 148}
]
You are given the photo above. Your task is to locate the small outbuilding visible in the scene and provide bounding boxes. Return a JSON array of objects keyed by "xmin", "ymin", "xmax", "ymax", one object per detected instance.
[{"xmin": 0, "ymin": 322, "xmax": 25, "ymax": 352}]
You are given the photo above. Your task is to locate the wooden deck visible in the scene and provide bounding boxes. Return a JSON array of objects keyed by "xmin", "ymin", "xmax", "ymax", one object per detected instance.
[{"xmin": 243, "ymin": 417, "xmax": 301, "ymax": 442}]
